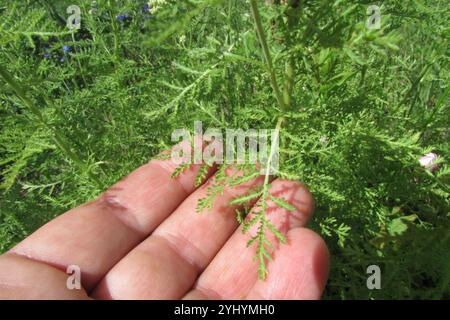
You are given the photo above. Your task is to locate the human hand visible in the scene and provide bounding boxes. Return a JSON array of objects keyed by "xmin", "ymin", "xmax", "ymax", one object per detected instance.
[{"xmin": 0, "ymin": 154, "xmax": 329, "ymax": 300}]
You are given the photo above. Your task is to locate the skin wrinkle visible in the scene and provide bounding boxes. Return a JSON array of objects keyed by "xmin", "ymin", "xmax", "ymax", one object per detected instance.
[
  {"xmin": 152, "ymin": 233, "xmax": 205, "ymax": 275},
  {"xmin": 190, "ymin": 285, "xmax": 224, "ymax": 300},
  {"xmin": 6, "ymin": 250, "xmax": 100, "ymax": 294},
  {"xmin": 0, "ymin": 253, "xmax": 91, "ymax": 299},
  {"xmin": 7, "ymin": 249, "xmax": 70, "ymax": 276},
  {"xmin": 97, "ymin": 191, "xmax": 143, "ymax": 236},
  {"xmin": 152, "ymin": 160, "xmax": 194, "ymax": 195}
]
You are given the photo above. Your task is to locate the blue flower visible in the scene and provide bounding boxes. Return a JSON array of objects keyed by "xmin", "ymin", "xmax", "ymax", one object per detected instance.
[
  {"xmin": 63, "ymin": 45, "xmax": 72, "ymax": 53},
  {"xmin": 116, "ymin": 13, "xmax": 130, "ymax": 22},
  {"xmin": 43, "ymin": 53, "xmax": 50, "ymax": 59},
  {"xmin": 143, "ymin": 4, "xmax": 150, "ymax": 12}
]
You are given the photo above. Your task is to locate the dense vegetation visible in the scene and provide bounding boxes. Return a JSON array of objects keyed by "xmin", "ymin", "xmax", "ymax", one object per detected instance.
[{"xmin": 0, "ymin": 0, "xmax": 449, "ymax": 299}]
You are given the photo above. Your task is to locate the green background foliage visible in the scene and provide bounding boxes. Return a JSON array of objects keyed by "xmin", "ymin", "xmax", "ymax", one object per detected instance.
[{"xmin": 0, "ymin": 0, "xmax": 449, "ymax": 299}]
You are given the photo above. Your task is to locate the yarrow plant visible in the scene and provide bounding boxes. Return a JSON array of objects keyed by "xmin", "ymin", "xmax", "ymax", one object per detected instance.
[{"xmin": 0, "ymin": 0, "xmax": 449, "ymax": 298}]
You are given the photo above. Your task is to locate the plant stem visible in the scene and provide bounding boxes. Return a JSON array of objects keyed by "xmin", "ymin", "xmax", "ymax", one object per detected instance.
[
  {"xmin": 0, "ymin": 65, "xmax": 104, "ymax": 189},
  {"xmin": 282, "ymin": 0, "xmax": 300, "ymax": 109},
  {"xmin": 0, "ymin": 66, "xmax": 46, "ymax": 124},
  {"xmin": 108, "ymin": 0, "xmax": 120, "ymax": 61},
  {"xmin": 249, "ymin": 0, "xmax": 286, "ymax": 111},
  {"xmin": 72, "ymin": 32, "xmax": 88, "ymax": 87},
  {"xmin": 263, "ymin": 116, "xmax": 284, "ymax": 180}
]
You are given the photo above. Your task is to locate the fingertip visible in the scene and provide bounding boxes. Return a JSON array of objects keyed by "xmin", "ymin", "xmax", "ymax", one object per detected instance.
[
  {"xmin": 247, "ymin": 228, "xmax": 329, "ymax": 300},
  {"xmin": 286, "ymin": 228, "xmax": 330, "ymax": 297}
]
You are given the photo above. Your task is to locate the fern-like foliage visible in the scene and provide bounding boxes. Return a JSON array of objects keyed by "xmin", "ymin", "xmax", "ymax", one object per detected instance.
[{"xmin": 170, "ymin": 159, "xmax": 296, "ymax": 279}]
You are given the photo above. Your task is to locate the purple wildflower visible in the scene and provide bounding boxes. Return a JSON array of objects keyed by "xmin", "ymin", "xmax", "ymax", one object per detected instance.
[
  {"xmin": 63, "ymin": 45, "xmax": 72, "ymax": 53},
  {"xmin": 43, "ymin": 53, "xmax": 50, "ymax": 59},
  {"xmin": 116, "ymin": 13, "xmax": 130, "ymax": 22},
  {"xmin": 143, "ymin": 4, "xmax": 150, "ymax": 12}
]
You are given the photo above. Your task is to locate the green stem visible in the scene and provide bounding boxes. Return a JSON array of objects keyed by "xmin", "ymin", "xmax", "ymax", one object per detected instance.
[
  {"xmin": 282, "ymin": 58, "xmax": 294, "ymax": 108},
  {"xmin": 0, "ymin": 65, "xmax": 104, "ymax": 189},
  {"xmin": 108, "ymin": 0, "xmax": 120, "ymax": 61},
  {"xmin": 282, "ymin": 0, "xmax": 300, "ymax": 109},
  {"xmin": 0, "ymin": 65, "xmax": 46, "ymax": 124},
  {"xmin": 249, "ymin": 0, "xmax": 286, "ymax": 111},
  {"xmin": 72, "ymin": 32, "xmax": 87, "ymax": 87}
]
